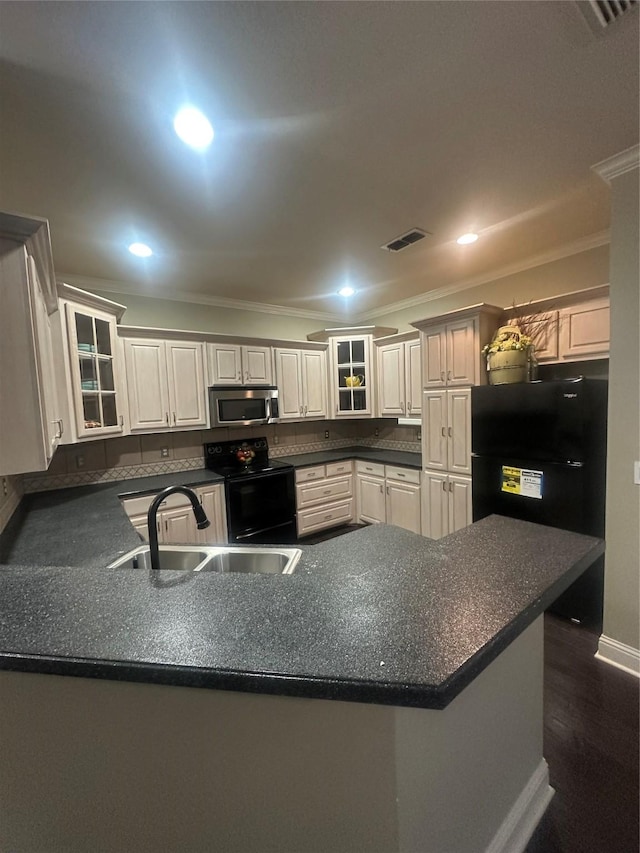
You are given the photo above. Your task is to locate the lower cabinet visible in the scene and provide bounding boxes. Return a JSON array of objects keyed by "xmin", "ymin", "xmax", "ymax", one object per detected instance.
[
  {"xmin": 121, "ymin": 484, "xmax": 227, "ymax": 545},
  {"xmin": 421, "ymin": 470, "xmax": 472, "ymax": 540},
  {"xmin": 296, "ymin": 461, "xmax": 354, "ymax": 537},
  {"xmin": 356, "ymin": 461, "xmax": 422, "ymax": 535}
]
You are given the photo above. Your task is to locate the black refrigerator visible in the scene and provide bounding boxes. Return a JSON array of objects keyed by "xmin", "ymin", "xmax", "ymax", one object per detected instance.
[{"xmin": 471, "ymin": 378, "xmax": 608, "ymax": 632}]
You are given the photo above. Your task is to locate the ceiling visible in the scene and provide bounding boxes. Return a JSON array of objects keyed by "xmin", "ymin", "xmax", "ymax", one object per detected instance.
[{"xmin": 0, "ymin": 1, "xmax": 638, "ymax": 320}]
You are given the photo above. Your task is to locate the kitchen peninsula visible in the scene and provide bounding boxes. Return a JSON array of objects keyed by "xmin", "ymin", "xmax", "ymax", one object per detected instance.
[{"xmin": 0, "ymin": 480, "xmax": 603, "ymax": 853}]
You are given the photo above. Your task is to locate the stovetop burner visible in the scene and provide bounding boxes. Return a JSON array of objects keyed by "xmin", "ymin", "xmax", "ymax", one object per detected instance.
[{"xmin": 204, "ymin": 437, "xmax": 292, "ymax": 479}]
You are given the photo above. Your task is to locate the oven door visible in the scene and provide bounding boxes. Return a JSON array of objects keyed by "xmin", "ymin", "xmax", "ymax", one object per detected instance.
[{"xmin": 225, "ymin": 468, "xmax": 297, "ymax": 544}]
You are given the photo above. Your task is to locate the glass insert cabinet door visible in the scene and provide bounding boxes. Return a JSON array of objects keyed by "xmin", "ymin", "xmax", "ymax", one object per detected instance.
[
  {"xmin": 66, "ymin": 304, "xmax": 124, "ymax": 437},
  {"xmin": 333, "ymin": 336, "xmax": 373, "ymax": 416}
]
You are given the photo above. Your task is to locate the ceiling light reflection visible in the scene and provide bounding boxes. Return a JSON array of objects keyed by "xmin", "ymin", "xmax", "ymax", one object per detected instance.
[
  {"xmin": 173, "ymin": 106, "xmax": 214, "ymax": 149},
  {"xmin": 456, "ymin": 232, "xmax": 479, "ymax": 245},
  {"xmin": 128, "ymin": 242, "xmax": 153, "ymax": 257}
]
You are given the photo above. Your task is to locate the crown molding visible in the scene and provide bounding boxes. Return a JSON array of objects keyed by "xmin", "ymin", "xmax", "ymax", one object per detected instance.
[
  {"xmin": 592, "ymin": 144, "xmax": 640, "ymax": 183},
  {"xmin": 355, "ymin": 230, "xmax": 611, "ymax": 322},
  {"xmin": 57, "ymin": 274, "xmax": 343, "ymax": 323}
]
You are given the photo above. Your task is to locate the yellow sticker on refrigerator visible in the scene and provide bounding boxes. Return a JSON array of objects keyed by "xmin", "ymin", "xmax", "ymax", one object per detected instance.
[{"xmin": 501, "ymin": 466, "xmax": 543, "ymax": 499}]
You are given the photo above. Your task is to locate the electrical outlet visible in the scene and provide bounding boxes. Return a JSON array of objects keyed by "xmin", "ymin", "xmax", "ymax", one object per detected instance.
[
  {"xmin": 161, "ymin": 447, "xmax": 170, "ymax": 458},
  {"xmin": 324, "ymin": 430, "xmax": 330, "ymax": 439},
  {"xmin": 76, "ymin": 455, "xmax": 85, "ymax": 469},
  {"xmin": 273, "ymin": 435, "xmax": 279, "ymax": 445},
  {"xmin": 2, "ymin": 477, "xmax": 8, "ymax": 497},
  {"xmin": 374, "ymin": 428, "xmax": 379, "ymax": 437},
  {"xmin": 416, "ymin": 429, "xmax": 422, "ymax": 441}
]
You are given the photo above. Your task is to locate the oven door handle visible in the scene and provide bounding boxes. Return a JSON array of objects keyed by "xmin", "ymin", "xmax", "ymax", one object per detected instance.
[{"xmin": 234, "ymin": 520, "xmax": 294, "ymax": 541}]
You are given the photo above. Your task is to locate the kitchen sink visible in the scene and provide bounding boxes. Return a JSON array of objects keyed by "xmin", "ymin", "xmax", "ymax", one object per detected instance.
[
  {"xmin": 198, "ymin": 547, "xmax": 301, "ymax": 574},
  {"xmin": 107, "ymin": 545, "xmax": 302, "ymax": 574},
  {"xmin": 108, "ymin": 545, "xmax": 212, "ymax": 571}
]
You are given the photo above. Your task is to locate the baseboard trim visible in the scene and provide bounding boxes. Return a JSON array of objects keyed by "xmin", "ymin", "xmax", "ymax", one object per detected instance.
[
  {"xmin": 595, "ymin": 635, "xmax": 640, "ymax": 677},
  {"xmin": 485, "ymin": 759, "xmax": 554, "ymax": 853}
]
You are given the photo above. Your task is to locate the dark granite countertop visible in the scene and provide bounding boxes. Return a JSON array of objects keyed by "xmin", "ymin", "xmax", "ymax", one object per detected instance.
[
  {"xmin": 0, "ymin": 460, "xmax": 603, "ymax": 708},
  {"xmin": 277, "ymin": 445, "xmax": 421, "ymax": 470}
]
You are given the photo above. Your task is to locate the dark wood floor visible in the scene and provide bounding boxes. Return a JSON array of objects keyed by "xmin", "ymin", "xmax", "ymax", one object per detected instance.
[
  {"xmin": 303, "ymin": 525, "xmax": 640, "ymax": 853},
  {"xmin": 526, "ymin": 614, "xmax": 639, "ymax": 853}
]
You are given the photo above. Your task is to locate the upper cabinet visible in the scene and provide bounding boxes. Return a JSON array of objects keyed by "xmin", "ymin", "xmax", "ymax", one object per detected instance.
[
  {"xmin": 121, "ymin": 333, "xmax": 207, "ymax": 432},
  {"xmin": 413, "ymin": 306, "xmax": 503, "ymax": 389},
  {"xmin": 376, "ymin": 332, "xmax": 421, "ymax": 418},
  {"xmin": 274, "ymin": 346, "xmax": 328, "ymax": 420},
  {"xmin": 0, "ymin": 214, "xmax": 65, "ymax": 475},
  {"xmin": 208, "ymin": 342, "xmax": 273, "ymax": 386},
  {"xmin": 505, "ymin": 286, "xmax": 610, "ymax": 365},
  {"xmin": 55, "ymin": 283, "xmax": 127, "ymax": 443}
]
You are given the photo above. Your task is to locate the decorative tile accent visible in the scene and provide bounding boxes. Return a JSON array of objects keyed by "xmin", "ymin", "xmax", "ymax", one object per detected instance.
[{"xmin": 21, "ymin": 431, "xmax": 421, "ymax": 495}]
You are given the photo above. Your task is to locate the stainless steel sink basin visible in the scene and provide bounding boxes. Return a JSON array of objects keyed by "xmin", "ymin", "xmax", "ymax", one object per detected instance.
[
  {"xmin": 107, "ymin": 545, "xmax": 302, "ymax": 574},
  {"xmin": 108, "ymin": 545, "xmax": 212, "ymax": 571},
  {"xmin": 199, "ymin": 547, "xmax": 301, "ymax": 575}
]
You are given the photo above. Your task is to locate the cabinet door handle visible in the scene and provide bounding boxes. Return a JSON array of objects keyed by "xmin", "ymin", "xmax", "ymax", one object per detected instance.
[
  {"xmin": 173, "ymin": 412, "xmax": 177, "ymax": 425},
  {"xmin": 53, "ymin": 419, "xmax": 63, "ymax": 439},
  {"xmin": 119, "ymin": 415, "xmax": 124, "ymax": 427},
  {"xmin": 165, "ymin": 412, "xmax": 169, "ymax": 424},
  {"xmin": 442, "ymin": 481, "xmax": 447, "ymax": 492},
  {"xmin": 448, "ymin": 426, "xmax": 452, "ymax": 437},
  {"xmin": 441, "ymin": 427, "xmax": 446, "ymax": 437},
  {"xmin": 447, "ymin": 370, "xmax": 452, "ymax": 382},
  {"xmin": 400, "ymin": 402, "xmax": 405, "ymax": 412},
  {"xmin": 386, "ymin": 485, "xmax": 389, "ymax": 495},
  {"xmin": 379, "ymin": 484, "xmax": 383, "ymax": 494},
  {"xmin": 449, "ymin": 481, "xmax": 453, "ymax": 492},
  {"xmin": 441, "ymin": 371, "xmax": 445, "ymax": 382},
  {"xmin": 304, "ymin": 405, "xmax": 308, "ymax": 415},
  {"xmin": 407, "ymin": 402, "xmax": 412, "ymax": 412}
]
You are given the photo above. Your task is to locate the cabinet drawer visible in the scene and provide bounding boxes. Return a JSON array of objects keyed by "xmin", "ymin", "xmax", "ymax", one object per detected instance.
[
  {"xmin": 355, "ymin": 460, "xmax": 385, "ymax": 478},
  {"xmin": 297, "ymin": 498, "xmax": 354, "ymax": 537},
  {"xmin": 385, "ymin": 465, "xmax": 420, "ymax": 485},
  {"xmin": 295, "ymin": 465, "xmax": 326, "ymax": 484},
  {"xmin": 296, "ymin": 476, "xmax": 353, "ymax": 509},
  {"xmin": 326, "ymin": 460, "xmax": 353, "ymax": 478}
]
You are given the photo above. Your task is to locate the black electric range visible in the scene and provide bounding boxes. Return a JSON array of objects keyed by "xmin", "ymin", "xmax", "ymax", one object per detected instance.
[{"xmin": 204, "ymin": 438, "xmax": 297, "ymax": 544}]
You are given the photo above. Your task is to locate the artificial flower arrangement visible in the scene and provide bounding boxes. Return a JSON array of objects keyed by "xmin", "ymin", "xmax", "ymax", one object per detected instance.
[{"xmin": 482, "ymin": 325, "xmax": 533, "ymax": 357}]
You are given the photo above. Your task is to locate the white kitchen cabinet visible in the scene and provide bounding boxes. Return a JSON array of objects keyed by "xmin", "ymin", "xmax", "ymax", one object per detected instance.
[
  {"xmin": 0, "ymin": 224, "xmax": 65, "ymax": 475},
  {"xmin": 123, "ymin": 337, "xmax": 207, "ymax": 432},
  {"xmin": 330, "ymin": 335, "xmax": 374, "ymax": 418},
  {"xmin": 122, "ymin": 483, "xmax": 227, "ymax": 545},
  {"xmin": 413, "ymin": 305, "xmax": 502, "ymax": 389},
  {"xmin": 356, "ymin": 461, "xmax": 421, "ymax": 534},
  {"xmin": 274, "ymin": 347, "xmax": 328, "ymax": 420},
  {"xmin": 558, "ymin": 296, "xmax": 610, "ymax": 361},
  {"xmin": 208, "ymin": 343, "xmax": 273, "ymax": 386},
  {"xmin": 376, "ymin": 334, "xmax": 421, "ymax": 419},
  {"xmin": 422, "ymin": 388, "xmax": 471, "ymax": 476},
  {"xmin": 422, "ymin": 471, "xmax": 472, "ymax": 540},
  {"xmin": 296, "ymin": 460, "xmax": 354, "ymax": 537}
]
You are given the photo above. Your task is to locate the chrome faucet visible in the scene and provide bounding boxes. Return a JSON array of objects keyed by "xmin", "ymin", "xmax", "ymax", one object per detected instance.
[{"xmin": 147, "ymin": 486, "xmax": 210, "ymax": 570}]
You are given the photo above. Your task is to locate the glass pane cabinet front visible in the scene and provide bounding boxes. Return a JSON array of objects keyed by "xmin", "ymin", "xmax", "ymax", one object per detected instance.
[
  {"xmin": 334, "ymin": 337, "xmax": 371, "ymax": 415},
  {"xmin": 68, "ymin": 305, "xmax": 122, "ymax": 436}
]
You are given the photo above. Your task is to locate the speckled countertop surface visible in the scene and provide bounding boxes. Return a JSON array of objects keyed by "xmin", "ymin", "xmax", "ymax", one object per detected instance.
[
  {"xmin": 277, "ymin": 445, "xmax": 421, "ymax": 469},
  {"xmin": 0, "ymin": 458, "xmax": 603, "ymax": 709}
]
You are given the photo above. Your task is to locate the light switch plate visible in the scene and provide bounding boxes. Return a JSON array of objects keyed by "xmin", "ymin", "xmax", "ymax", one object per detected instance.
[{"xmin": 634, "ymin": 461, "xmax": 640, "ymax": 485}]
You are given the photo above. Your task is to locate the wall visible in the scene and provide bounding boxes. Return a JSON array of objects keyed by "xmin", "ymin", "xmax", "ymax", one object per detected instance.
[
  {"xmin": 601, "ymin": 164, "xmax": 640, "ymax": 658},
  {"xmin": 21, "ymin": 420, "xmax": 421, "ymax": 493},
  {"xmin": 369, "ymin": 244, "xmax": 610, "ymax": 332},
  {"xmin": 88, "ymin": 289, "xmax": 333, "ymax": 341}
]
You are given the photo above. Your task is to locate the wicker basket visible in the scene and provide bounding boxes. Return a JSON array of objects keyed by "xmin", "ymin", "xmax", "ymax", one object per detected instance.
[{"xmin": 485, "ymin": 325, "xmax": 532, "ymax": 385}]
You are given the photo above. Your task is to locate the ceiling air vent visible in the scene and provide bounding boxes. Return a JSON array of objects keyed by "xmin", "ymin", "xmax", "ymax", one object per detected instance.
[
  {"xmin": 382, "ymin": 228, "xmax": 430, "ymax": 252},
  {"xmin": 577, "ymin": 0, "xmax": 638, "ymax": 33}
]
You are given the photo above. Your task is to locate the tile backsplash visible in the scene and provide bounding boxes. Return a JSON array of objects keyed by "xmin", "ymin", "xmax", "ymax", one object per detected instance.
[{"xmin": 20, "ymin": 420, "xmax": 421, "ymax": 494}]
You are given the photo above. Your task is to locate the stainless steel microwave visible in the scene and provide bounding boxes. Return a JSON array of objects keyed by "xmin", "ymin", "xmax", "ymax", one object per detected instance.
[{"xmin": 208, "ymin": 385, "xmax": 280, "ymax": 428}]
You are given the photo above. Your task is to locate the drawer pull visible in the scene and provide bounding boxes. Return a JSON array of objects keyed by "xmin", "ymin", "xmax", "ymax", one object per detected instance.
[
  {"xmin": 397, "ymin": 472, "xmax": 406, "ymax": 477},
  {"xmin": 308, "ymin": 472, "xmax": 316, "ymax": 478},
  {"xmin": 323, "ymin": 489, "xmax": 331, "ymax": 495},
  {"xmin": 324, "ymin": 514, "xmax": 332, "ymax": 520}
]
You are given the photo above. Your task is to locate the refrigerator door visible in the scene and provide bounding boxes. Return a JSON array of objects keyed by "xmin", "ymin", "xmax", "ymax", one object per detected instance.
[
  {"xmin": 471, "ymin": 378, "xmax": 607, "ymax": 463},
  {"xmin": 471, "ymin": 455, "xmax": 604, "ymax": 630}
]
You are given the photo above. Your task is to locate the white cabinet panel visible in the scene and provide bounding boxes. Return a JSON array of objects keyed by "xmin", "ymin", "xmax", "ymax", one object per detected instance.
[
  {"xmin": 446, "ymin": 320, "xmax": 476, "ymax": 386},
  {"xmin": 448, "ymin": 475, "xmax": 473, "ymax": 534},
  {"xmin": 386, "ymin": 480, "xmax": 421, "ymax": 534},
  {"xmin": 275, "ymin": 349, "xmax": 303, "ymax": 419},
  {"xmin": 197, "ymin": 484, "xmax": 228, "ymax": 544},
  {"xmin": 559, "ymin": 297, "xmax": 610, "ymax": 360},
  {"xmin": 422, "ymin": 471, "xmax": 449, "ymax": 540},
  {"xmin": 422, "ymin": 326, "xmax": 447, "ymax": 388},
  {"xmin": 301, "ymin": 350, "xmax": 328, "ymax": 418},
  {"xmin": 358, "ymin": 474, "xmax": 386, "ymax": 524},
  {"xmin": 423, "ymin": 391, "xmax": 448, "ymax": 471},
  {"xmin": 378, "ymin": 342, "xmax": 404, "ymax": 416},
  {"xmin": 447, "ymin": 388, "xmax": 471, "ymax": 475},
  {"xmin": 124, "ymin": 338, "xmax": 206, "ymax": 432},
  {"xmin": 209, "ymin": 344, "xmax": 241, "ymax": 384},
  {"xmin": 162, "ymin": 506, "xmax": 199, "ymax": 544},
  {"xmin": 275, "ymin": 347, "xmax": 327, "ymax": 420},
  {"xmin": 406, "ymin": 338, "xmax": 422, "ymax": 417},
  {"xmin": 166, "ymin": 342, "xmax": 207, "ymax": 428},
  {"xmin": 242, "ymin": 346, "xmax": 272, "ymax": 384}
]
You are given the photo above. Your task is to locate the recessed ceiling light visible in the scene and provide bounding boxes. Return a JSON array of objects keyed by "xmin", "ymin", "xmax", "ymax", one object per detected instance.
[
  {"xmin": 338, "ymin": 286, "xmax": 355, "ymax": 297},
  {"xmin": 173, "ymin": 106, "xmax": 214, "ymax": 149},
  {"xmin": 456, "ymin": 232, "xmax": 479, "ymax": 245},
  {"xmin": 128, "ymin": 242, "xmax": 153, "ymax": 258}
]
